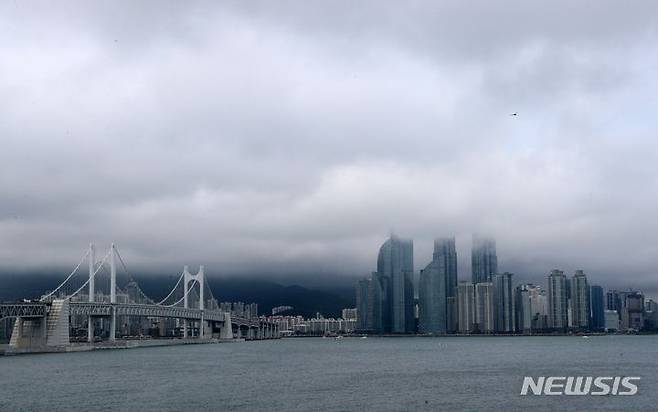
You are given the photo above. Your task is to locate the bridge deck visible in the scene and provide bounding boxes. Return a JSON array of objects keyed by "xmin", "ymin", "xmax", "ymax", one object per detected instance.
[
  {"xmin": 0, "ymin": 303, "xmax": 47, "ymax": 319},
  {"xmin": 1, "ymin": 302, "xmax": 272, "ymax": 329}
]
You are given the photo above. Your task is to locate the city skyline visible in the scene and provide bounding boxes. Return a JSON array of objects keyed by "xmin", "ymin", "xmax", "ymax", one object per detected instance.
[{"xmin": 358, "ymin": 234, "xmax": 657, "ymax": 334}]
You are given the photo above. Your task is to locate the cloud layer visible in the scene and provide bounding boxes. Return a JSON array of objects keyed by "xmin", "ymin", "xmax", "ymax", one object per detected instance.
[{"xmin": 1, "ymin": 1, "xmax": 658, "ymax": 293}]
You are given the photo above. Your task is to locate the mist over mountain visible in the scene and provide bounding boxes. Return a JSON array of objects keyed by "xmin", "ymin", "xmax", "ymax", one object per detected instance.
[{"xmin": 0, "ymin": 273, "xmax": 354, "ymax": 319}]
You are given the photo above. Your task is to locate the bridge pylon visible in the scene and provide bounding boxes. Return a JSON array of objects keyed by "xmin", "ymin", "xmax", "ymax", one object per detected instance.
[
  {"xmin": 87, "ymin": 243, "xmax": 95, "ymax": 343},
  {"xmin": 109, "ymin": 243, "xmax": 117, "ymax": 342},
  {"xmin": 182, "ymin": 266, "xmax": 205, "ymax": 338}
]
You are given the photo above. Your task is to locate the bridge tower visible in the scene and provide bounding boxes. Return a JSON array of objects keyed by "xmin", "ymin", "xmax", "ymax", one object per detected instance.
[
  {"xmin": 87, "ymin": 243, "xmax": 118, "ymax": 343},
  {"xmin": 109, "ymin": 243, "xmax": 117, "ymax": 342},
  {"xmin": 87, "ymin": 243, "xmax": 95, "ymax": 343},
  {"xmin": 182, "ymin": 266, "xmax": 205, "ymax": 338}
]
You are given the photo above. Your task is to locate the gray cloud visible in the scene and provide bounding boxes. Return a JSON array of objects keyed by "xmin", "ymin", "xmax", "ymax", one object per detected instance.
[{"xmin": 1, "ymin": 1, "xmax": 658, "ymax": 295}]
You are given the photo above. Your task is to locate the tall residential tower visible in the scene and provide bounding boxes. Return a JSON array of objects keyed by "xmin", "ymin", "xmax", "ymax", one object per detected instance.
[
  {"xmin": 377, "ymin": 234, "xmax": 414, "ymax": 333},
  {"xmin": 570, "ymin": 270, "xmax": 590, "ymax": 329},
  {"xmin": 547, "ymin": 270, "xmax": 568, "ymax": 329},
  {"xmin": 418, "ymin": 237, "xmax": 458, "ymax": 334},
  {"xmin": 493, "ymin": 272, "xmax": 515, "ymax": 332},
  {"xmin": 472, "ymin": 235, "xmax": 498, "ymax": 284}
]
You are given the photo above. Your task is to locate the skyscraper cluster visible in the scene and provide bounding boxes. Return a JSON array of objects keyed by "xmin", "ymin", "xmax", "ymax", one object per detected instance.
[
  {"xmin": 356, "ymin": 235, "xmax": 414, "ymax": 333},
  {"xmin": 356, "ymin": 234, "xmax": 656, "ymax": 334}
]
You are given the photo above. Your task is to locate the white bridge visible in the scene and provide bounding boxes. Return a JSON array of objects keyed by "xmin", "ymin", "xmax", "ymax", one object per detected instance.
[{"xmin": 0, "ymin": 244, "xmax": 278, "ymax": 352}]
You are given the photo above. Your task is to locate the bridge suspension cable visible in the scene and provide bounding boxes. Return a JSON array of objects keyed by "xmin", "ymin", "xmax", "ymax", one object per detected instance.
[
  {"xmin": 65, "ymin": 248, "xmax": 112, "ymax": 300},
  {"xmin": 40, "ymin": 249, "xmax": 91, "ymax": 302},
  {"xmin": 162, "ymin": 278, "xmax": 199, "ymax": 307},
  {"xmin": 203, "ymin": 274, "xmax": 219, "ymax": 309},
  {"xmin": 154, "ymin": 270, "xmax": 185, "ymax": 305},
  {"xmin": 113, "ymin": 244, "xmax": 154, "ymax": 304}
]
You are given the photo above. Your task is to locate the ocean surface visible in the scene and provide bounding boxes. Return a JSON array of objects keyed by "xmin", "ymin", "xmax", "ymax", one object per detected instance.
[{"xmin": 1, "ymin": 335, "xmax": 656, "ymax": 411}]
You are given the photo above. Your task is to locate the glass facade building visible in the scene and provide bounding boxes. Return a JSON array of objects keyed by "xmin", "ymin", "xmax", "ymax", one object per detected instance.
[
  {"xmin": 493, "ymin": 272, "xmax": 515, "ymax": 332},
  {"xmin": 471, "ymin": 235, "xmax": 498, "ymax": 284},
  {"xmin": 590, "ymin": 285, "xmax": 605, "ymax": 330},
  {"xmin": 418, "ymin": 238, "xmax": 457, "ymax": 334},
  {"xmin": 548, "ymin": 269, "xmax": 568, "ymax": 329},
  {"xmin": 570, "ymin": 270, "xmax": 590, "ymax": 329},
  {"xmin": 377, "ymin": 235, "xmax": 414, "ymax": 333}
]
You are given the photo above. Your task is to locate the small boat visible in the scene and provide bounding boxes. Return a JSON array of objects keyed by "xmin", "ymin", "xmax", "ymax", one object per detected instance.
[
  {"xmin": 582, "ymin": 335, "xmax": 590, "ymax": 339},
  {"xmin": 361, "ymin": 336, "xmax": 367, "ymax": 339}
]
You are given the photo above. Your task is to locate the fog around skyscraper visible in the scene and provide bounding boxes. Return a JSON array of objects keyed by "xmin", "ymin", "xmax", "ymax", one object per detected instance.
[
  {"xmin": 1, "ymin": 2, "xmax": 658, "ymax": 297},
  {"xmin": 419, "ymin": 238, "xmax": 458, "ymax": 334}
]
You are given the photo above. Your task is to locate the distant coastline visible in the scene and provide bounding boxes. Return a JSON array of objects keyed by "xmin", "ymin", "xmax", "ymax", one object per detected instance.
[{"xmin": 282, "ymin": 331, "xmax": 658, "ymax": 338}]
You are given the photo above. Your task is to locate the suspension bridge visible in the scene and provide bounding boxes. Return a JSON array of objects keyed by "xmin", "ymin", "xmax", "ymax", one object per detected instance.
[{"xmin": 0, "ymin": 244, "xmax": 279, "ymax": 353}]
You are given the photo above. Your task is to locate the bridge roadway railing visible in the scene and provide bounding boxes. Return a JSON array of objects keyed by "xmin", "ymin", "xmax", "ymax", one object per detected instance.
[
  {"xmin": 2, "ymin": 302, "xmax": 272, "ymax": 329},
  {"xmin": 0, "ymin": 303, "xmax": 47, "ymax": 319},
  {"xmin": 69, "ymin": 302, "xmax": 227, "ymax": 322}
]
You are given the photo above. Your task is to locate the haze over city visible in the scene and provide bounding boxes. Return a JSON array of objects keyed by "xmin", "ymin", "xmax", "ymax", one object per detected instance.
[{"xmin": 1, "ymin": 1, "xmax": 658, "ymax": 295}]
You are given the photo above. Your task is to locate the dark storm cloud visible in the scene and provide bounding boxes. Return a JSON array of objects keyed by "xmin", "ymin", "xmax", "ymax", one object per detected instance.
[{"xmin": 1, "ymin": 1, "xmax": 658, "ymax": 294}]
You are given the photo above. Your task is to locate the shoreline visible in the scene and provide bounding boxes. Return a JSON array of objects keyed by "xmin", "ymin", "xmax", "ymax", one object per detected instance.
[
  {"xmin": 283, "ymin": 332, "xmax": 656, "ymax": 338},
  {"xmin": 0, "ymin": 337, "xmax": 242, "ymax": 356}
]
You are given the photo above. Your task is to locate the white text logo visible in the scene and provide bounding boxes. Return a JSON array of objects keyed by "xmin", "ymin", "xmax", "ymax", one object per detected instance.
[{"xmin": 520, "ymin": 377, "xmax": 640, "ymax": 395}]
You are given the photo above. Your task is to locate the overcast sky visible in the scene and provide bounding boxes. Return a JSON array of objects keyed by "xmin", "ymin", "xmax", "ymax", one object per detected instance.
[{"xmin": 1, "ymin": 1, "xmax": 658, "ymax": 292}]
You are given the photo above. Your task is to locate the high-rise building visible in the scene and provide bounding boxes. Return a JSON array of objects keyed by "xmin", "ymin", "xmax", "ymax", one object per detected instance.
[
  {"xmin": 530, "ymin": 286, "xmax": 548, "ymax": 330},
  {"xmin": 419, "ymin": 264, "xmax": 445, "ymax": 333},
  {"xmin": 457, "ymin": 282, "xmax": 475, "ymax": 333},
  {"xmin": 437, "ymin": 237, "xmax": 458, "ymax": 332},
  {"xmin": 369, "ymin": 272, "xmax": 386, "ymax": 332},
  {"xmin": 355, "ymin": 272, "xmax": 386, "ymax": 333},
  {"xmin": 547, "ymin": 270, "xmax": 568, "ymax": 330},
  {"xmin": 246, "ymin": 303, "xmax": 259, "ymax": 319},
  {"xmin": 606, "ymin": 290, "xmax": 621, "ymax": 312},
  {"xmin": 566, "ymin": 277, "xmax": 573, "ymax": 327},
  {"xmin": 342, "ymin": 308, "xmax": 358, "ymax": 321},
  {"xmin": 620, "ymin": 291, "xmax": 644, "ymax": 331},
  {"xmin": 515, "ymin": 284, "xmax": 547, "ymax": 333},
  {"xmin": 471, "ymin": 235, "xmax": 498, "ymax": 284},
  {"xmin": 493, "ymin": 272, "xmax": 515, "ymax": 332},
  {"xmin": 377, "ymin": 235, "xmax": 414, "ymax": 333},
  {"xmin": 475, "ymin": 282, "xmax": 494, "ymax": 333},
  {"xmin": 515, "ymin": 285, "xmax": 532, "ymax": 333},
  {"xmin": 418, "ymin": 238, "xmax": 457, "ymax": 334},
  {"xmin": 356, "ymin": 279, "xmax": 370, "ymax": 331},
  {"xmin": 570, "ymin": 270, "xmax": 590, "ymax": 329},
  {"xmin": 644, "ymin": 300, "xmax": 658, "ymax": 330},
  {"xmin": 604, "ymin": 310, "xmax": 619, "ymax": 331},
  {"xmin": 590, "ymin": 285, "xmax": 605, "ymax": 330}
]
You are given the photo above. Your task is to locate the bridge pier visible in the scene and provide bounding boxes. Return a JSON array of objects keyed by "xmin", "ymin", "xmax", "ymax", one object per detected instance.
[
  {"xmin": 219, "ymin": 313, "xmax": 233, "ymax": 339},
  {"xmin": 201, "ymin": 317, "xmax": 213, "ymax": 339},
  {"xmin": 10, "ymin": 317, "xmax": 47, "ymax": 347},
  {"xmin": 109, "ymin": 307, "xmax": 116, "ymax": 342},
  {"xmin": 8, "ymin": 300, "xmax": 69, "ymax": 350},
  {"xmin": 87, "ymin": 317, "xmax": 94, "ymax": 343}
]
